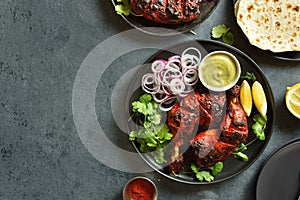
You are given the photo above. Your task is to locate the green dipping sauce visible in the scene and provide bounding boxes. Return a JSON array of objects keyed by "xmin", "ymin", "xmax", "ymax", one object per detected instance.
[{"xmin": 200, "ymin": 52, "xmax": 238, "ymax": 88}]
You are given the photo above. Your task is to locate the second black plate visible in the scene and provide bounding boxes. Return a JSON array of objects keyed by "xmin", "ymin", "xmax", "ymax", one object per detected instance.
[
  {"xmin": 112, "ymin": 0, "xmax": 219, "ymax": 36},
  {"xmin": 256, "ymin": 138, "xmax": 300, "ymax": 199}
]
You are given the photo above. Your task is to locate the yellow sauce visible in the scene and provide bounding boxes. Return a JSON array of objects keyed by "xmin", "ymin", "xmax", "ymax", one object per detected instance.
[{"xmin": 200, "ymin": 53, "xmax": 238, "ymax": 88}]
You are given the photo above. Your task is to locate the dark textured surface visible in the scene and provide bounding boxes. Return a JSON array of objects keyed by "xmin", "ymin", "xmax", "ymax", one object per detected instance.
[{"xmin": 1, "ymin": 0, "xmax": 300, "ymax": 200}]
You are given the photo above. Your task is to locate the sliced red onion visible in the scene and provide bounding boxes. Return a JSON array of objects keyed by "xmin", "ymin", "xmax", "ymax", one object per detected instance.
[
  {"xmin": 152, "ymin": 92, "xmax": 168, "ymax": 103},
  {"xmin": 161, "ymin": 67, "xmax": 182, "ymax": 86},
  {"xmin": 181, "ymin": 54, "xmax": 200, "ymax": 69},
  {"xmin": 142, "ymin": 73, "xmax": 160, "ymax": 94},
  {"xmin": 161, "ymin": 84, "xmax": 172, "ymax": 96},
  {"xmin": 181, "ymin": 47, "xmax": 202, "ymax": 61},
  {"xmin": 151, "ymin": 60, "xmax": 166, "ymax": 73},
  {"xmin": 159, "ymin": 96, "xmax": 177, "ymax": 112},
  {"xmin": 181, "ymin": 47, "xmax": 201, "ymax": 69},
  {"xmin": 169, "ymin": 78, "xmax": 185, "ymax": 95},
  {"xmin": 141, "ymin": 47, "xmax": 202, "ymax": 111},
  {"xmin": 168, "ymin": 55, "xmax": 181, "ymax": 61},
  {"xmin": 183, "ymin": 68, "xmax": 198, "ymax": 86},
  {"xmin": 181, "ymin": 85, "xmax": 194, "ymax": 95},
  {"xmin": 166, "ymin": 59, "xmax": 181, "ymax": 71}
]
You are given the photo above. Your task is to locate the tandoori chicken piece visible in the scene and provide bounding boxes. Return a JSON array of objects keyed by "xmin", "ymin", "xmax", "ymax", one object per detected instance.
[
  {"xmin": 190, "ymin": 129, "xmax": 236, "ymax": 168},
  {"xmin": 129, "ymin": 0, "xmax": 202, "ymax": 24},
  {"xmin": 220, "ymin": 85, "xmax": 248, "ymax": 145},
  {"xmin": 166, "ymin": 89, "xmax": 226, "ymax": 172},
  {"xmin": 190, "ymin": 85, "xmax": 249, "ymax": 169},
  {"xmin": 168, "ymin": 88, "xmax": 226, "ymax": 135}
]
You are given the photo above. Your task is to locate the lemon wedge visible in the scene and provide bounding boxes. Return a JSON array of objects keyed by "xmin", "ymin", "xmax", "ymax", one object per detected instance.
[
  {"xmin": 240, "ymin": 80, "xmax": 252, "ymax": 116},
  {"xmin": 252, "ymin": 81, "xmax": 267, "ymax": 117},
  {"xmin": 285, "ymin": 83, "xmax": 300, "ymax": 119}
]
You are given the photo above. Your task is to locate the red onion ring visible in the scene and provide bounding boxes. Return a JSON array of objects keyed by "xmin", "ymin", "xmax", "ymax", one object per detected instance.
[{"xmin": 141, "ymin": 47, "xmax": 202, "ymax": 111}]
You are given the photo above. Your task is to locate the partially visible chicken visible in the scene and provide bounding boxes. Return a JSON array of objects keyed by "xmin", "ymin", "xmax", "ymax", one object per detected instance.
[{"xmin": 129, "ymin": 0, "xmax": 202, "ymax": 24}]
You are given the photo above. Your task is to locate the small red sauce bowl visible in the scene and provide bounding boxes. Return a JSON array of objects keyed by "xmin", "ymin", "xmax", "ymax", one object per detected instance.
[{"xmin": 123, "ymin": 177, "xmax": 158, "ymax": 200}]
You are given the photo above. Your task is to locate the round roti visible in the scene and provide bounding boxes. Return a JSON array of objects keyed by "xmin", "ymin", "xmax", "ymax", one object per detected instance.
[{"xmin": 235, "ymin": 0, "xmax": 300, "ymax": 52}]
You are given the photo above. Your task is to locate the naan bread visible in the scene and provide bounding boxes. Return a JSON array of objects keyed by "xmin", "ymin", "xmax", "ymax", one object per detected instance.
[{"xmin": 235, "ymin": 0, "xmax": 300, "ymax": 52}]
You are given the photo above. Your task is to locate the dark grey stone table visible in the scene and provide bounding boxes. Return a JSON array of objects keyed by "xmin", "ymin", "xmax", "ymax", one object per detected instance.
[{"xmin": 1, "ymin": 1, "xmax": 300, "ymax": 199}]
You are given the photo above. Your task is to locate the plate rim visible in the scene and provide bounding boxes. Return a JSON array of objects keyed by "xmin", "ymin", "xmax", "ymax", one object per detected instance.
[{"xmin": 125, "ymin": 39, "xmax": 275, "ymax": 184}]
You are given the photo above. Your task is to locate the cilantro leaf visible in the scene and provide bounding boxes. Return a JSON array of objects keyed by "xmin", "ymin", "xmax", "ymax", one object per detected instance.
[
  {"xmin": 253, "ymin": 114, "xmax": 267, "ymax": 124},
  {"xmin": 233, "ymin": 143, "xmax": 249, "ymax": 161},
  {"xmin": 241, "ymin": 72, "xmax": 257, "ymax": 81},
  {"xmin": 209, "ymin": 162, "xmax": 223, "ymax": 176},
  {"xmin": 151, "ymin": 148, "xmax": 165, "ymax": 164},
  {"xmin": 115, "ymin": 4, "xmax": 131, "ymax": 16},
  {"xmin": 233, "ymin": 152, "xmax": 249, "ymax": 161},
  {"xmin": 235, "ymin": 143, "xmax": 247, "ymax": 152},
  {"xmin": 222, "ymin": 31, "xmax": 234, "ymax": 45},
  {"xmin": 114, "ymin": 0, "xmax": 142, "ymax": 17},
  {"xmin": 211, "ymin": 24, "xmax": 228, "ymax": 38},
  {"xmin": 197, "ymin": 171, "xmax": 214, "ymax": 182},
  {"xmin": 211, "ymin": 24, "xmax": 234, "ymax": 45},
  {"xmin": 129, "ymin": 94, "xmax": 173, "ymax": 164},
  {"xmin": 252, "ymin": 114, "xmax": 267, "ymax": 140},
  {"xmin": 139, "ymin": 93, "xmax": 152, "ymax": 104},
  {"xmin": 132, "ymin": 101, "xmax": 147, "ymax": 115},
  {"xmin": 190, "ymin": 164, "xmax": 197, "ymax": 173},
  {"xmin": 191, "ymin": 162, "xmax": 223, "ymax": 182},
  {"xmin": 191, "ymin": 164, "xmax": 213, "ymax": 181}
]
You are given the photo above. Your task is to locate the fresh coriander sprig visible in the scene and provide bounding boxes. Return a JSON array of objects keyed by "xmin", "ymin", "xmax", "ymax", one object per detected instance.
[
  {"xmin": 129, "ymin": 94, "xmax": 173, "ymax": 164},
  {"xmin": 241, "ymin": 72, "xmax": 257, "ymax": 81},
  {"xmin": 233, "ymin": 143, "xmax": 249, "ymax": 161},
  {"xmin": 190, "ymin": 162, "xmax": 223, "ymax": 182},
  {"xmin": 211, "ymin": 24, "xmax": 234, "ymax": 45},
  {"xmin": 114, "ymin": 0, "xmax": 142, "ymax": 16},
  {"xmin": 252, "ymin": 114, "xmax": 267, "ymax": 140}
]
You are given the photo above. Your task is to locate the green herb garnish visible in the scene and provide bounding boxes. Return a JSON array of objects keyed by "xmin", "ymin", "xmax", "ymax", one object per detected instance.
[
  {"xmin": 241, "ymin": 72, "xmax": 257, "ymax": 81},
  {"xmin": 209, "ymin": 161, "xmax": 224, "ymax": 176},
  {"xmin": 211, "ymin": 24, "xmax": 234, "ymax": 45},
  {"xmin": 252, "ymin": 114, "xmax": 267, "ymax": 140},
  {"xmin": 129, "ymin": 94, "xmax": 173, "ymax": 164},
  {"xmin": 114, "ymin": 0, "xmax": 142, "ymax": 16},
  {"xmin": 190, "ymin": 162, "xmax": 223, "ymax": 182},
  {"xmin": 233, "ymin": 143, "xmax": 249, "ymax": 161}
]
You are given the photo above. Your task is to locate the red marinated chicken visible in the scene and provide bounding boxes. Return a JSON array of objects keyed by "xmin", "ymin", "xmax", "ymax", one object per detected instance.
[
  {"xmin": 129, "ymin": 0, "xmax": 202, "ymax": 24},
  {"xmin": 191, "ymin": 85, "xmax": 248, "ymax": 169},
  {"xmin": 190, "ymin": 129, "xmax": 236, "ymax": 168},
  {"xmin": 167, "ymin": 89, "xmax": 226, "ymax": 172},
  {"xmin": 220, "ymin": 85, "xmax": 248, "ymax": 145},
  {"xmin": 168, "ymin": 88, "xmax": 226, "ymax": 135}
]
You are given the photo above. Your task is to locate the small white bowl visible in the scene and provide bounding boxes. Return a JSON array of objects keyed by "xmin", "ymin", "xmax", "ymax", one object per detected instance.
[
  {"xmin": 123, "ymin": 176, "xmax": 158, "ymax": 200},
  {"xmin": 198, "ymin": 51, "xmax": 241, "ymax": 92}
]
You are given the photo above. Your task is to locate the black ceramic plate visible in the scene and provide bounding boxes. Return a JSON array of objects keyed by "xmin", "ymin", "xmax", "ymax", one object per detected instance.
[
  {"xmin": 111, "ymin": 0, "xmax": 219, "ymax": 36},
  {"xmin": 232, "ymin": 0, "xmax": 300, "ymax": 61},
  {"xmin": 124, "ymin": 40, "xmax": 275, "ymax": 184},
  {"xmin": 256, "ymin": 138, "xmax": 300, "ymax": 200}
]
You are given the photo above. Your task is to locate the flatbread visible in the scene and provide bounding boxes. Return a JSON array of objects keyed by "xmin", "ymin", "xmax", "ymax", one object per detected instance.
[{"xmin": 235, "ymin": 0, "xmax": 300, "ymax": 52}]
